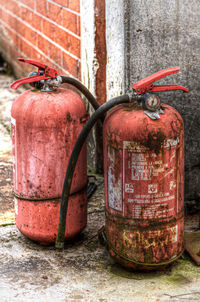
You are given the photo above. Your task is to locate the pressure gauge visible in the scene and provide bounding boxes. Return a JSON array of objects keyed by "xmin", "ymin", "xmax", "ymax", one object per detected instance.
[{"xmin": 143, "ymin": 93, "xmax": 161, "ymax": 112}]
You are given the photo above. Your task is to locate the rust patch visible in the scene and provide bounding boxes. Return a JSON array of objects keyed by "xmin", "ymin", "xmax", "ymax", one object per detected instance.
[
  {"xmin": 94, "ymin": 0, "xmax": 106, "ymax": 106},
  {"xmin": 94, "ymin": 0, "xmax": 107, "ymax": 171},
  {"xmin": 143, "ymin": 130, "xmax": 166, "ymax": 155},
  {"xmin": 66, "ymin": 112, "xmax": 72, "ymax": 122},
  {"xmin": 106, "ymin": 213, "xmax": 184, "ymax": 269},
  {"xmin": 106, "ymin": 125, "xmax": 121, "ymax": 150}
]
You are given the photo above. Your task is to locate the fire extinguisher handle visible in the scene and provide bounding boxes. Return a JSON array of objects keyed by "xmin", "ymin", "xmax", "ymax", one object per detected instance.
[
  {"xmin": 10, "ymin": 58, "xmax": 58, "ymax": 89},
  {"xmin": 149, "ymin": 84, "xmax": 188, "ymax": 93},
  {"xmin": 132, "ymin": 67, "xmax": 189, "ymax": 94},
  {"xmin": 10, "ymin": 74, "xmax": 46, "ymax": 90},
  {"xmin": 18, "ymin": 58, "xmax": 48, "ymax": 70}
]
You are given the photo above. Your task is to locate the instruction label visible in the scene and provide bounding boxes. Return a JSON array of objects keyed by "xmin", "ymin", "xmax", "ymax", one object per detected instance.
[{"xmin": 122, "ymin": 140, "xmax": 179, "ymax": 219}]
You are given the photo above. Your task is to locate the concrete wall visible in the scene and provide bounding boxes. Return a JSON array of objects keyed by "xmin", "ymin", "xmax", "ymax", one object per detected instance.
[
  {"xmin": 106, "ymin": 0, "xmax": 125, "ymax": 100},
  {"xmin": 106, "ymin": 0, "xmax": 200, "ymax": 201}
]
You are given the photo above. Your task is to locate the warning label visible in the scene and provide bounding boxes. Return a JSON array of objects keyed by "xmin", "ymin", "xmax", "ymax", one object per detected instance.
[{"xmin": 122, "ymin": 140, "xmax": 179, "ymax": 219}]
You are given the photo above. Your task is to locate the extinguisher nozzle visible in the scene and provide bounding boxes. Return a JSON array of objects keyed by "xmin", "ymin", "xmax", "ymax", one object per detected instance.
[{"xmin": 55, "ymin": 240, "xmax": 64, "ymax": 249}]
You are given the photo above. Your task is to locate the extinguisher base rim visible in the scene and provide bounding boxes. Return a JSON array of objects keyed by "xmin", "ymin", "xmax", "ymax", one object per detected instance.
[{"xmin": 107, "ymin": 241, "xmax": 184, "ymax": 270}]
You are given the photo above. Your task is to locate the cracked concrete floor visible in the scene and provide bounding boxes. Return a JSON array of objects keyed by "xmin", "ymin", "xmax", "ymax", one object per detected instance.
[{"xmin": 0, "ymin": 73, "xmax": 200, "ymax": 302}]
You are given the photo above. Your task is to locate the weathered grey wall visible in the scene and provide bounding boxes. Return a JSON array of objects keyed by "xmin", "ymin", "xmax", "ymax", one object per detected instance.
[
  {"xmin": 106, "ymin": 0, "xmax": 125, "ymax": 100},
  {"xmin": 81, "ymin": 0, "xmax": 97, "ymax": 172},
  {"xmin": 122, "ymin": 0, "xmax": 200, "ymax": 201}
]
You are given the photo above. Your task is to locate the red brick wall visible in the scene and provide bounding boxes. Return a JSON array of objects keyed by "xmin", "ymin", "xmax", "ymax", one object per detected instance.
[{"xmin": 0, "ymin": 0, "xmax": 81, "ymax": 79}]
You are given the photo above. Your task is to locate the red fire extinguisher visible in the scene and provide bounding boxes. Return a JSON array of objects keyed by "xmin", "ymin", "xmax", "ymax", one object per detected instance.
[
  {"xmin": 10, "ymin": 58, "xmax": 99, "ymax": 244},
  {"xmin": 103, "ymin": 67, "xmax": 188, "ymax": 270},
  {"xmin": 55, "ymin": 66, "xmax": 188, "ymax": 271}
]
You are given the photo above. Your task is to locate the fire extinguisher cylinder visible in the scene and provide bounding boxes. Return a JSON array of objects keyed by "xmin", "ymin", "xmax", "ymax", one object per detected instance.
[
  {"xmin": 103, "ymin": 67, "xmax": 188, "ymax": 270},
  {"xmin": 10, "ymin": 58, "xmax": 101, "ymax": 245}
]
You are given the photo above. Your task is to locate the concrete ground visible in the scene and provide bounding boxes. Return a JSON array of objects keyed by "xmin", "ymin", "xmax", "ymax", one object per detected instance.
[{"xmin": 0, "ymin": 73, "xmax": 200, "ymax": 302}]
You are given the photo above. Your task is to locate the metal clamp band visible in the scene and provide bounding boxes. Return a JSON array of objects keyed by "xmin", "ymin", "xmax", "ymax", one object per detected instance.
[
  {"xmin": 13, "ymin": 183, "xmax": 88, "ymax": 202},
  {"xmin": 13, "ymin": 192, "xmax": 61, "ymax": 201}
]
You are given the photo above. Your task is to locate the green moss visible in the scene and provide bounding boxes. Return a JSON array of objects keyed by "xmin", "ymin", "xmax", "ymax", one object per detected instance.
[
  {"xmin": 87, "ymin": 165, "xmax": 103, "ymax": 177},
  {"xmin": 166, "ymin": 273, "xmax": 191, "ymax": 285},
  {"xmin": 0, "ymin": 222, "xmax": 15, "ymax": 227}
]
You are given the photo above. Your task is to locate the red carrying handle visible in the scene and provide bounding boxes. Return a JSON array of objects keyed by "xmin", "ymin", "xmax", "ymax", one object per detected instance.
[
  {"xmin": 132, "ymin": 67, "xmax": 189, "ymax": 94},
  {"xmin": 10, "ymin": 58, "xmax": 58, "ymax": 89}
]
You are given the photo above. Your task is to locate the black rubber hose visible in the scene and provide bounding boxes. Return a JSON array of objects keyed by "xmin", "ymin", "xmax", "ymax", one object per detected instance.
[
  {"xmin": 61, "ymin": 76, "xmax": 100, "ymax": 111},
  {"xmin": 55, "ymin": 94, "xmax": 133, "ymax": 249}
]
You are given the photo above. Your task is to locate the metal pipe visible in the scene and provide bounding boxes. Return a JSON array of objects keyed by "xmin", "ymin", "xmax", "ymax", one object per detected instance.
[{"xmin": 55, "ymin": 93, "xmax": 137, "ymax": 249}]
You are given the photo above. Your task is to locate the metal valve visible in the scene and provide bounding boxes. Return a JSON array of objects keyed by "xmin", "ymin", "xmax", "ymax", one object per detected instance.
[
  {"xmin": 10, "ymin": 58, "xmax": 62, "ymax": 92},
  {"xmin": 132, "ymin": 67, "xmax": 189, "ymax": 119}
]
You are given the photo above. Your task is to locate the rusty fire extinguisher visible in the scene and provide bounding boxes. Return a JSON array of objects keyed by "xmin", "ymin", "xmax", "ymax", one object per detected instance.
[
  {"xmin": 103, "ymin": 67, "xmax": 188, "ymax": 270},
  {"xmin": 10, "ymin": 58, "xmax": 99, "ymax": 244},
  {"xmin": 56, "ymin": 67, "xmax": 188, "ymax": 271}
]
